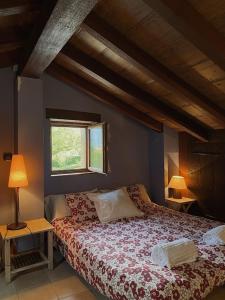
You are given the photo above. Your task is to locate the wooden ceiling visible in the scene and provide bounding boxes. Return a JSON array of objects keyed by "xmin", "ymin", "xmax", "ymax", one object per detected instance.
[{"xmin": 1, "ymin": 0, "xmax": 225, "ymax": 141}]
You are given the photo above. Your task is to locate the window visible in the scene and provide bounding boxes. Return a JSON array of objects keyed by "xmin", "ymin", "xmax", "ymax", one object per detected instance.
[
  {"xmin": 50, "ymin": 120, "xmax": 107, "ymax": 175},
  {"xmin": 51, "ymin": 125, "xmax": 86, "ymax": 172},
  {"xmin": 88, "ymin": 124, "xmax": 106, "ymax": 173}
]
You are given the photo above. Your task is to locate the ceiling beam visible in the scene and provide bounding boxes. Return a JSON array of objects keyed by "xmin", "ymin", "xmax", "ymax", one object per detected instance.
[
  {"xmin": 60, "ymin": 45, "xmax": 209, "ymax": 141},
  {"xmin": 144, "ymin": 0, "xmax": 225, "ymax": 73},
  {"xmin": 47, "ymin": 63, "xmax": 163, "ymax": 132},
  {"xmin": 19, "ymin": 0, "xmax": 98, "ymax": 78},
  {"xmin": 0, "ymin": 0, "xmax": 40, "ymax": 16},
  {"xmin": 83, "ymin": 13, "xmax": 225, "ymax": 127}
]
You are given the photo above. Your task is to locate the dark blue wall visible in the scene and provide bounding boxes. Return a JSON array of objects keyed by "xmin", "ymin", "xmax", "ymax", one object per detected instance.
[
  {"xmin": 149, "ymin": 131, "xmax": 165, "ymax": 204},
  {"xmin": 0, "ymin": 68, "xmax": 14, "ymax": 224},
  {"xmin": 43, "ymin": 75, "xmax": 165, "ymax": 204}
]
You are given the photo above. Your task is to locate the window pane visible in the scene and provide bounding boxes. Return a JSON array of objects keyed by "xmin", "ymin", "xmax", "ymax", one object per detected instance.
[
  {"xmin": 89, "ymin": 126, "xmax": 103, "ymax": 171},
  {"xmin": 51, "ymin": 126, "xmax": 86, "ymax": 171}
]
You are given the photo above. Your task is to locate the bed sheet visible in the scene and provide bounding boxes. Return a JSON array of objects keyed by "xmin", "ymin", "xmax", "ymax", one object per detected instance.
[{"xmin": 52, "ymin": 203, "xmax": 225, "ymax": 300}]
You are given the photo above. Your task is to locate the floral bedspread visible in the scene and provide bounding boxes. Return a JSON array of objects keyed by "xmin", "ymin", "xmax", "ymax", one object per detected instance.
[{"xmin": 52, "ymin": 204, "xmax": 225, "ymax": 300}]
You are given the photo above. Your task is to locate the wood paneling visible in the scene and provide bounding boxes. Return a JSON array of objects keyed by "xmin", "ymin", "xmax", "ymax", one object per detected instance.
[
  {"xmin": 0, "ymin": 42, "xmax": 23, "ymax": 54},
  {"xmin": 55, "ymin": 53, "xmax": 157, "ymax": 114},
  {"xmin": 188, "ymin": 0, "xmax": 225, "ymax": 35},
  {"xmin": 71, "ymin": 26, "xmax": 225, "ymax": 128},
  {"xmin": 0, "ymin": 0, "xmax": 41, "ymax": 17},
  {"xmin": 179, "ymin": 130, "xmax": 225, "ymax": 221},
  {"xmin": 88, "ymin": 1, "xmax": 225, "ymax": 127},
  {"xmin": 192, "ymin": 60, "xmax": 225, "ymax": 83},
  {"xmin": 0, "ymin": 10, "xmax": 39, "ymax": 29},
  {"xmin": 0, "ymin": 8, "xmax": 38, "ymax": 65},
  {"xmin": 0, "ymin": 49, "xmax": 21, "ymax": 67},
  {"xmin": 144, "ymin": 0, "xmax": 225, "ymax": 73},
  {"xmin": 60, "ymin": 45, "xmax": 210, "ymax": 141},
  {"xmin": 94, "ymin": 0, "xmax": 150, "ymax": 35},
  {"xmin": 83, "ymin": 13, "xmax": 225, "ymax": 127},
  {"xmin": 1, "ymin": 0, "xmax": 225, "ymax": 135}
]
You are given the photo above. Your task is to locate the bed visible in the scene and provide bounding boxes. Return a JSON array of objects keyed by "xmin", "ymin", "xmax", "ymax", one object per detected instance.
[{"xmin": 52, "ymin": 200, "xmax": 225, "ymax": 300}]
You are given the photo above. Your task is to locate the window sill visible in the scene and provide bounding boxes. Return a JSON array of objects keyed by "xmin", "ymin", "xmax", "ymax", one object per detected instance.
[{"xmin": 51, "ymin": 171, "xmax": 95, "ymax": 177}]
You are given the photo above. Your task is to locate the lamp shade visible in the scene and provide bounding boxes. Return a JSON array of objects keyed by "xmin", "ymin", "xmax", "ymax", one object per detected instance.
[
  {"xmin": 168, "ymin": 176, "xmax": 187, "ymax": 190},
  {"xmin": 8, "ymin": 155, "xmax": 28, "ymax": 188}
]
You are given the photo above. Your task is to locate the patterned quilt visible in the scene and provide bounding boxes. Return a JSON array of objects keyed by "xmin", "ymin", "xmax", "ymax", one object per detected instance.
[{"xmin": 52, "ymin": 203, "xmax": 225, "ymax": 300}]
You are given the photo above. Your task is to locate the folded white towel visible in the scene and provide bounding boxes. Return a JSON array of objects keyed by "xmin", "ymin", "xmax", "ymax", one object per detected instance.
[
  {"xmin": 203, "ymin": 225, "xmax": 225, "ymax": 245},
  {"xmin": 151, "ymin": 238, "xmax": 198, "ymax": 268}
]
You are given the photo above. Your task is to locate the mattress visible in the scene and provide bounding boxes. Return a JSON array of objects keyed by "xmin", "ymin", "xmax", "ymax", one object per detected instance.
[{"xmin": 52, "ymin": 203, "xmax": 225, "ymax": 300}]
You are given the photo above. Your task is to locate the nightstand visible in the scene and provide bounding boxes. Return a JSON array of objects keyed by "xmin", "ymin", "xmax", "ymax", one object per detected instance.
[
  {"xmin": 0, "ymin": 218, "xmax": 54, "ymax": 283},
  {"xmin": 165, "ymin": 197, "xmax": 196, "ymax": 213}
]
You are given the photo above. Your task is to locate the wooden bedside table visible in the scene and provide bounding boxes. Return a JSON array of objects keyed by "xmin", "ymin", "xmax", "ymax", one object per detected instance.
[
  {"xmin": 165, "ymin": 197, "xmax": 196, "ymax": 213},
  {"xmin": 0, "ymin": 218, "xmax": 54, "ymax": 283}
]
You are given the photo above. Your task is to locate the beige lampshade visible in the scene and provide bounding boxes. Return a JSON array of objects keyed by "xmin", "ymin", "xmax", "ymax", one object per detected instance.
[
  {"xmin": 8, "ymin": 155, "xmax": 28, "ymax": 188},
  {"xmin": 168, "ymin": 176, "xmax": 187, "ymax": 190}
]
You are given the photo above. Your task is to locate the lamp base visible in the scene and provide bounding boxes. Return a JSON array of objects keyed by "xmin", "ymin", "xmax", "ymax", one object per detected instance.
[
  {"xmin": 7, "ymin": 222, "xmax": 27, "ymax": 230},
  {"xmin": 173, "ymin": 189, "xmax": 182, "ymax": 199}
]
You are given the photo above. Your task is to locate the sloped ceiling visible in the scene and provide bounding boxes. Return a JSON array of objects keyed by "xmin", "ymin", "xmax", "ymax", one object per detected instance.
[{"xmin": 1, "ymin": 0, "xmax": 225, "ymax": 141}]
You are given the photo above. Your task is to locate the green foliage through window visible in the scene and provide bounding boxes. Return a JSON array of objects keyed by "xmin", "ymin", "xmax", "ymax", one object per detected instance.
[
  {"xmin": 50, "ymin": 122, "xmax": 106, "ymax": 174},
  {"xmin": 51, "ymin": 126, "xmax": 86, "ymax": 171},
  {"xmin": 89, "ymin": 127, "xmax": 103, "ymax": 170}
]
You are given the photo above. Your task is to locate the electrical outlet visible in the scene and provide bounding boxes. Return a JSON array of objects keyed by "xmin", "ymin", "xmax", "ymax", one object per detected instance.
[{"xmin": 3, "ymin": 152, "xmax": 12, "ymax": 161}]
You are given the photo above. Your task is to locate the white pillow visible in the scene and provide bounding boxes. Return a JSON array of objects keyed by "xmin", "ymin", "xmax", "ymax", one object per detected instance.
[
  {"xmin": 45, "ymin": 194, "xmax": 71, "ymax": 222},
  {"xmin": 87, "ymin": 187, "xmax": 144, "ymax": 223},
  {"xmin": 99, "ymin": 184, "xmax": 152, "ymax": 204}
]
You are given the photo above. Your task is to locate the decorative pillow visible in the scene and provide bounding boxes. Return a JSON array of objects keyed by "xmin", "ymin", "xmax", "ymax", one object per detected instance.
[
  {"xmin": 138, "ymin": 184, "xmax": 152, "ymax": 203},
  {"xmin": 127, "ymin": 184, "xmax": 152, "ymax": 213},
  {"xmin": 87, "ymin": 187, "xmax": 144, "ymax": 223},
  {"xmin": 44, "ymin": 194, "xmax": 72, "ymax": 222},
  {"xmin": 65, "ymin": 192, "xmax": 98, "ymax": 222},
  {"xmin": 97, "ymin": 184, "xmax": 152, "ymax": 214}
]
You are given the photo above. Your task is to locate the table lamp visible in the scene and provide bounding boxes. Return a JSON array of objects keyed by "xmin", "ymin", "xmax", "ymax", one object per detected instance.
[
  {"xmin": 168, "ymin": 175, "xmax": 187, "ymax": 199},
  {"xmin": 7, "ymin": 154, "xmax": 28, "ymax": 230}
]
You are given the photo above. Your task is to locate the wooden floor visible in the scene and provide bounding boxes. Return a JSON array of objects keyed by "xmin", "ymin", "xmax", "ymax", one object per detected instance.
[{"xmin": 0, "ymin": 252, "xmax": 224, "ymax": 300}]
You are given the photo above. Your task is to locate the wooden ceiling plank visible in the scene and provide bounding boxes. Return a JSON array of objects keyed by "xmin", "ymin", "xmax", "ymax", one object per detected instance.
[
  {"xmin": 0, "ymin": 41, "xmax": 23, "ymax": 53},
  {"xmin": 0, "ymin": 27, "xmax": 27, "ymax": 44},
  {"xmin": 0, "ymin": 0, "xmax": 40, "ymax": 16},
  {"xmin": 0, "ymin": 49, "xmax": 21, "ymax": 68},
  {"xmin": 83, "ymin": 13, "xmax": 225, "ymax": 127},
  {"xmin": 144, "ymin": 0, "xmax": 225, "ymax": 73},
  {"xmin": 0, "ymin": 27, "xmax": 26, "ymax": 56},
  {"xmin": 61, "ymin": 45, "xmax": 209, "ymax": 142},
  {"xmin": 19, "ymin": 0, "xmax": 98, "ymax": 78},
  {"xmin": 47, "ymin": 63, "xmax": 163, "ymax": 132}
]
